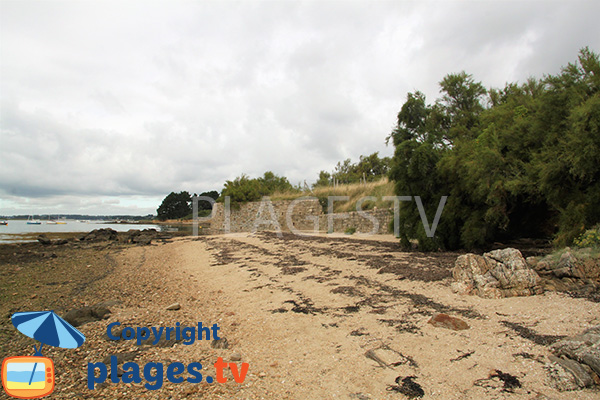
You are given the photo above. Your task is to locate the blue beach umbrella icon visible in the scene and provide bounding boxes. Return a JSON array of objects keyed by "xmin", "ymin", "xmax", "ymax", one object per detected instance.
[{"xmin": 11, "ymin": 311, "xmax": 86, "ymax": 385}]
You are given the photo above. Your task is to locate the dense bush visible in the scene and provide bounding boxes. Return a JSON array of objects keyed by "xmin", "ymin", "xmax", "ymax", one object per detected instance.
[
  {"xmin": 389, "ymin": 48, "xmax": 600, "ymax": 250},
  {"xmin": 219, "ymin": 171, "xmax": 295, "ymax": 205},
  {"xmin": 573, "ymin": 226, "xmax": 600, "ymax": 248}
]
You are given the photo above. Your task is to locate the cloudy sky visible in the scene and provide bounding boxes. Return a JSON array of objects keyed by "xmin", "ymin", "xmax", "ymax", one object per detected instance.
[{"xmin": 1, "ymin": 0, "xmax": 599, "ymax": 215}]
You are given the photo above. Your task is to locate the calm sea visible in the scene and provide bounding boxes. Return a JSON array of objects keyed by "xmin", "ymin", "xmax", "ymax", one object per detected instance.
[{"xmin": 0, "ymin": 220, "xmax": 167, "ymax": 243}]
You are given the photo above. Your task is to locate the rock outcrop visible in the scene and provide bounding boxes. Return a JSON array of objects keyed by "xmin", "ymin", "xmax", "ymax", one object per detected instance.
[
  {"xmin": 452, "ymin": 248, "xmax": 542, "ymax": 298},
  {"xmin": 76, "ymin": 228, "xmax": 171, "ymax": 245},
  {"xmin": 527, "ymin": 248, "xmax": 600, "ymax": 299},
  {"xmin": 546, "ymin": 325, "xmax": 600, "ymax": 391},
  {"xmin": 533, "ymin": 247, "xmax": 599, "ymax": 281}
]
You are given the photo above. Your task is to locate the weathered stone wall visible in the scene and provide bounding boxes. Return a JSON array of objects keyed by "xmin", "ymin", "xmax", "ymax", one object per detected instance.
[
  {"xmin": 210, "ymin": 198, "xmax": 322, "ymax": 233},
  {"xmin": 209, "ymin": 198, "xmax": 393, "ymax": 235},
  {"xmin": 317, "ymin": 208, "xmax": 393, "ymax": 234}
]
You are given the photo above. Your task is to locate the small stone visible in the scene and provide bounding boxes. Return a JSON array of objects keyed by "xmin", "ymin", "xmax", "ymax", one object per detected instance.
[
  {"xmin": 30, "ymin": 294, "xmax": 37, "ymax": 299},
  {"xmin": 211, "ymin": 338, "xmax": 229, "ymax": 349},
  {"xmin": 166, "ymin": 303, "xmax": 181, "ymax": 311},
  {"xmin": 230, "ymin": 352, "xmax": 242, "ymax": 361},
  {"xmin": 428, "ymin": 313, "xmax": 470, "ymax": 331},
  {"xmin": 258, "ymin": 372, "xmax": 267, "ymax": 378}
]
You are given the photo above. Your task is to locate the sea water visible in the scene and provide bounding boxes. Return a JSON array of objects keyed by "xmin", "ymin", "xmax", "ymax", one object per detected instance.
[{"xmin": 0, "ymin": 220, "xmax": 164, "ymax": 243}]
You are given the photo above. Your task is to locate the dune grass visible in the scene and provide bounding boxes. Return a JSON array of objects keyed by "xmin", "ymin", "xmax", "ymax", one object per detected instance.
[{"xmin": 270, "ymin": 178, "xmax": 395, "ymax": 213}]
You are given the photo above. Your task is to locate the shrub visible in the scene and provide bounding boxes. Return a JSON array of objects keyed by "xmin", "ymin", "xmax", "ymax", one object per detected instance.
[{"xmin": 573, "ymin": 225, "xmax": 600, "ymax": 248}]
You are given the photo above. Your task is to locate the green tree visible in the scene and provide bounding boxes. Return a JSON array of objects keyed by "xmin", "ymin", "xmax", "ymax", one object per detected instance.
[
  {"xmin": 356, "ymin": 152, "xmax": 391, "ymax": 181},
  {"xmin": 258, "ymin": 171, "xmax": 294, "ymax": 193},
  {"xmin": 157, "ymin": 191, "xmax": 192, "ymax": 221},
  {"xmin": 219, "ymin": 171, "xmax": 294, "ymax": 204},
  {"xmin": 220, "ymin": 174, "xmax": 264, "ymax": 204},
  {"xmin": 318, "ymin": 152, "xmax": 391, "ymax": 186},
  {"xmin": 314, "ymin": 170, "xmax": 331, "ymax": 188},
  {"xmin": 389, "ymin": 48, "xmax": 600, "ymax": 250},
  {"xmin": 197, "ymin": 190, "xmax": 220, "ymax": 211}
]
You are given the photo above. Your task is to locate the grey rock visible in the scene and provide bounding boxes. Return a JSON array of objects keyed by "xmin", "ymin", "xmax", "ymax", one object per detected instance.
[
  {"xmin": 551, "ymin": 325, "xmax": 600, "ymax": 376},
  {"xmin": 230, "ymin": 352, "xmax": 242, "ymax": 361},
  {"xmin": 548, "ymin": 355, "xmax": 594, "ymax": 388},
  {"xmin": 166, "ymin": 302, "xmax": 181, "ymax": 311},
  {"xmin": 545, "ymin": 360, "xmax": 581, "ymax": 391},
  {"xmin": 122, "ymin": 228, "xmax": 160, "ymax": 245},
  {"xmin": 79, "ymin": 228, "xmax": 119, "ymax": 242},
  {"xmin": 37, "ymin": 234, "xmax": 52, "ymax": 245},
  {"xmin": 546, "ymin": 325, "xmax": 600, "ymax": 390}
]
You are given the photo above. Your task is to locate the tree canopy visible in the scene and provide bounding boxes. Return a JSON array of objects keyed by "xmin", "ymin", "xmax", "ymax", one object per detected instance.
[
  {"xmin": 197, "ymin": 190, "xmax": 219, "ymax": 211},
  {"xmin": 156, "ymin": 191, "xmax": 192, "ymax": 221},
  {"xmin": 219, "ymin": 171, "xmax": 295, "ymax": 204},
  {"xmin": 389, "ymin": 48, "xmax": 600, "ymax": 250},
  {"xmin": 313, "ymin": 152, "xmax": 391, "ymax": 187}
]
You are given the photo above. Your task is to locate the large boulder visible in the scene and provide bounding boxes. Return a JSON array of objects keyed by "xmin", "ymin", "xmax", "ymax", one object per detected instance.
[{"xmin": 452, "ymin": 248, "xmax": 542, "ymax": 298}]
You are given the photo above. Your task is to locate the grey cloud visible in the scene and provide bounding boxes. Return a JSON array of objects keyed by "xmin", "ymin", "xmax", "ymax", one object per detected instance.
[{"xmin": 1, "ymin": 0, "xmax": 599, "ymax": 215}]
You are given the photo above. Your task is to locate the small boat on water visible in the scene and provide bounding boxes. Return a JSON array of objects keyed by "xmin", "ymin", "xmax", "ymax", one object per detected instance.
[
  {"xmin": 0, "ymin": 221, "xmax": 7, "ymax": 225},
  {"xmin": 27, "ymin": 216, "xmax": 41, "ymax": 225}
]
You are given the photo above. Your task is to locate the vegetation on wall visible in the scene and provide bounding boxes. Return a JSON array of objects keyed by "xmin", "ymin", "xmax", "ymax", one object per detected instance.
[
  {"xmin": 218, "ymin": 171, "xmax": 296, "ymax": 205},
  {"xmin": 314, "ymin": 152, "xmax": 391, "ymax": 187}
]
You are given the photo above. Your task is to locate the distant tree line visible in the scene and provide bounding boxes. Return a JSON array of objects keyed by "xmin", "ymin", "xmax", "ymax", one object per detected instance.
[
  {"xmin": 156, "ymin": 172, "xmax": 297, "ymax": 219},
  {"xmin": 388, "ymin": 48, "xmax": 600, "ymax": 250}
]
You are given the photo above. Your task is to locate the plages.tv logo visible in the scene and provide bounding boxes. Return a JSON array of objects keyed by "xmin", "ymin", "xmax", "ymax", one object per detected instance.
[{"xmin": 1, "ymin": 311, "xmax": 85, "ymax": 399}]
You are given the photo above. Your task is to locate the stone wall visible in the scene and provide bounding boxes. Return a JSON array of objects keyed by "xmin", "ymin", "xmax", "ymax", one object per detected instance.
[
  {"xmin": 318, "ymin": 208, "xmax": 393, "ymax": 235},
  {"xmin": 209, "ymin": 197, "xmax": 393, "ymax": 235}
]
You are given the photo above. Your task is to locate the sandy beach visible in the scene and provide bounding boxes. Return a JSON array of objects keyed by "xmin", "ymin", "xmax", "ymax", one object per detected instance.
[{"xmin": 1, "ymin": 232, "xmax": 599, "ymax": 399}]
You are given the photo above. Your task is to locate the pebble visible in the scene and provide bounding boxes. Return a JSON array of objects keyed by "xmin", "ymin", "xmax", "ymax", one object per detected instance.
[
  {"xmin": 230, "ymin": 352, "xmax": 242, "ymax": 361},
  {"xmin": 166, "ymin": 302, "xmax": 181, "ymax": 311}
]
